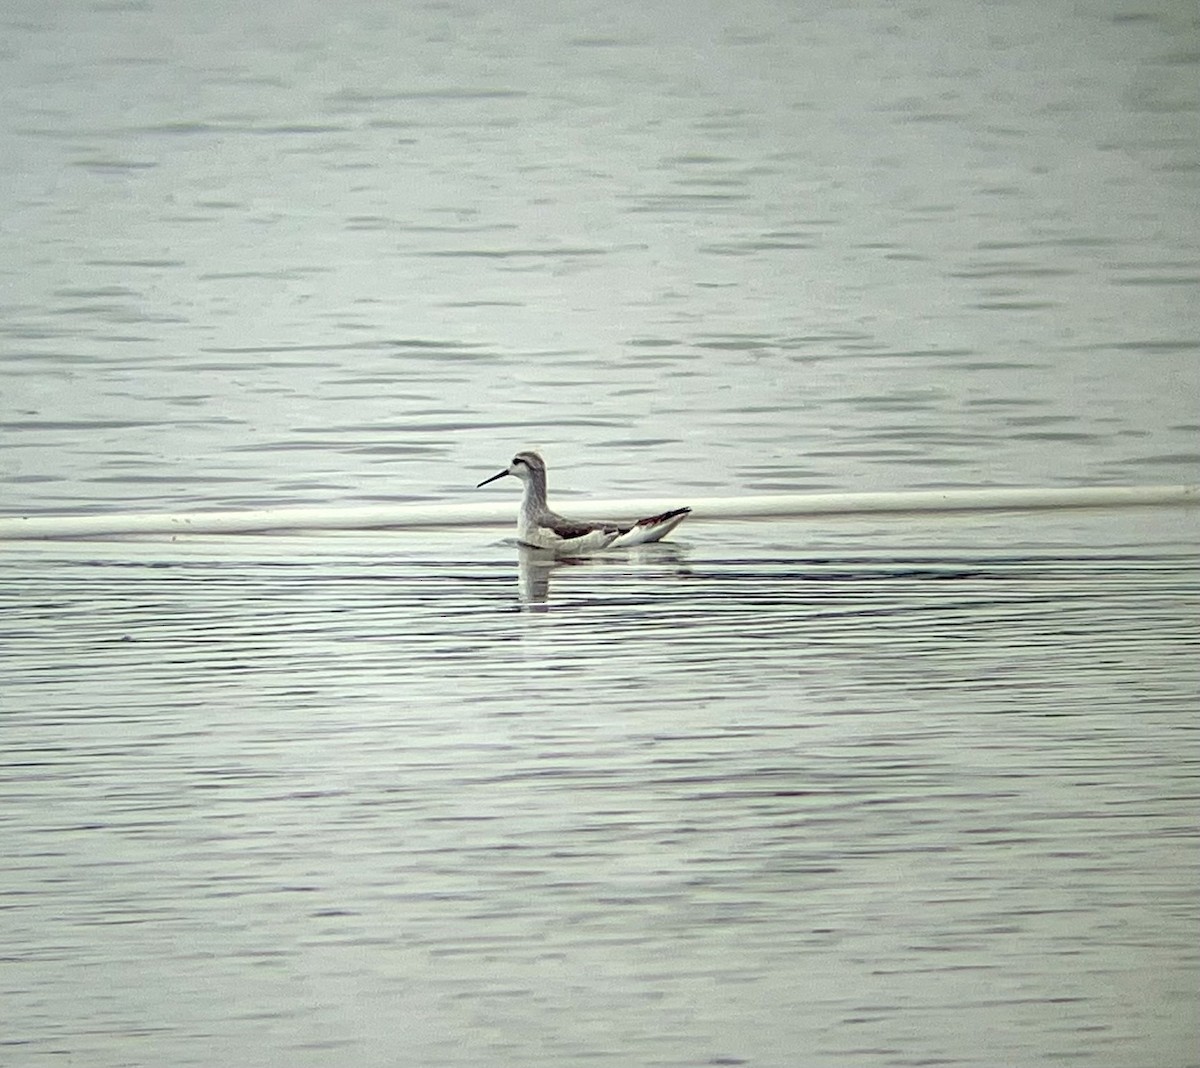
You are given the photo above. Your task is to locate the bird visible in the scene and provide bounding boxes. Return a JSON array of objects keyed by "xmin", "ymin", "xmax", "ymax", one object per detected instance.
[{"xmin": 476, "ymin": 450, "xmax": 690, "ymax": 554}]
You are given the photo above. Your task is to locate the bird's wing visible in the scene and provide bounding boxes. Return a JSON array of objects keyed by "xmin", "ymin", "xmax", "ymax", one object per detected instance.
[
  {"xmin": 541, "ymin": 512, "xmax": 620, "ymax": 540},
  {"xmin": 633, "ymin": 507, "xmax": 690, "ymax": 527}
]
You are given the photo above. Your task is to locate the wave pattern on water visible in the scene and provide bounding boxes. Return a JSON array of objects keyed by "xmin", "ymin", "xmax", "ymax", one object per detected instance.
[
  {"xmin": 3, "ymin": 529, "xmax": 1197, "ymax": 1068},
  {"xmin": 3, "ymin": 1, "xmax": 1200, "ymax": 514}
]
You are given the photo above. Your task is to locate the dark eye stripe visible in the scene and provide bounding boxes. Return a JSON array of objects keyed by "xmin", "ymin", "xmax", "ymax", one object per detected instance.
[{"xmin": 512, "ymin": 457, "xmax": 525, "ymax": 465}]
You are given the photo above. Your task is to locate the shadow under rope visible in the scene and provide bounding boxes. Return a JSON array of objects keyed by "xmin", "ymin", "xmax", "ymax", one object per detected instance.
[{"xmin": 507, "ymin": 541, "xmax": 1199, "ymax": 614}]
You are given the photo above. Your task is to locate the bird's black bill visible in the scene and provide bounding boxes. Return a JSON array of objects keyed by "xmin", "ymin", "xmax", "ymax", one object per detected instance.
[{"xmin": 476, "ymin": 469, "xmax": 509, "ymax": 488}]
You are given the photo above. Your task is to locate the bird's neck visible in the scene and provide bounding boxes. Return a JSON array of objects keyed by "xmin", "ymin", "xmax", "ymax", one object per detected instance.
[{"xmin": 520, "ymin": 469, "xmax": 548, "ymax": 518}]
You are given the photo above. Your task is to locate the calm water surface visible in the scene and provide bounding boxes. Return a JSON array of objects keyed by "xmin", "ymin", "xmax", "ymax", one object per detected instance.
[
  {"xmin": 2, "ymin": 0, "xmax": 1199, "ymax": 511},
  {"xmin": 2, "ymin": 0, "xmax": 1199, "ymax": 1065},
  {"xmin": 4, "ymin": 511, "xmax": 1198, "ymax": 1067}
]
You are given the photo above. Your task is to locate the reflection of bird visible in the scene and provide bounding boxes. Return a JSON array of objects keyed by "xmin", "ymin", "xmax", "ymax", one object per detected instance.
[
  {"xmin": 516, "ymin": 542, "xmax": 693, "ymax": 607},
  {"xmin": 476, "ymin": 450, "xmax": 690, "ymax": 555}
]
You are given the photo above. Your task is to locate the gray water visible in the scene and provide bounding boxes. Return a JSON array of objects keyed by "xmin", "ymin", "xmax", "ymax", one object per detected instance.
[{"xmin": 3, "ymin": 1, "xmax": 1199, "ymax": 1066}]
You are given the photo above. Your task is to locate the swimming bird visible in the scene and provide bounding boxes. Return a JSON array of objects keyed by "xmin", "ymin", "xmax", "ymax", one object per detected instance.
[{"xmin": 476, "ymin": 450, "xmax": 690, "ymax": 554}]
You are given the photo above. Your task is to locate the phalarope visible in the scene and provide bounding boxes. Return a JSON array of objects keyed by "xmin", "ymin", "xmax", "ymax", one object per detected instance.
[{"xmin": 476, "ymin": 450, "xmax": 690, "ymax": 554}]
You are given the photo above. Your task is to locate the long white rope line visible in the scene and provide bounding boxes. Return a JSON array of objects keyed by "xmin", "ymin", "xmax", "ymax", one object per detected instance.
[{"xmin": 0, "ymin": 485, "xmax": 1195, "ymax": 540}]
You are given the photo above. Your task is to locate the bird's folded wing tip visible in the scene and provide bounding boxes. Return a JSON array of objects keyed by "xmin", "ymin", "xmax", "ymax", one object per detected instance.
[{"xmin": 635, "ymin": 507, "xmax": 691, "ymax": 526}]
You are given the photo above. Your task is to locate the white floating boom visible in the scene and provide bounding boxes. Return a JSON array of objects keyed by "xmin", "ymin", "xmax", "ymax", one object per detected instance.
[{"xmin": 0, "ymin": 485, "xmax": 1195, "ymax": 540}]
